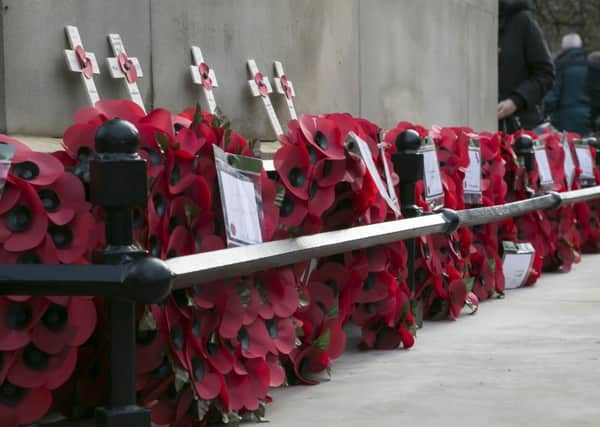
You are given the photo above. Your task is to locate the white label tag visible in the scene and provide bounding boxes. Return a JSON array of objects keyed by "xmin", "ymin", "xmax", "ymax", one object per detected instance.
[
  {"xmin": 534, "ymin": 143, "xmax": 554, "ymax": 189},
  {"xmin": 562, "ymin": 134, "xmax": 576, "ymax": 190},
  {"xmin": 502, "ymin": 242, "xmax": 535, "ymax": 290},
  {"xmin": 464, "ymin": 143, "xmax": 482, "ymax": 194},
  {"xmin": 349, "ymin": 132, "xmax": 400, "ymax": 216},
  {"xmin": 421, "ymin": 139, "xmax": 444, "ymax": 204},
  {"xmin": 576, "ymin": 144, "xmax": 595, "ymax": 182},
  {"xmin": 214, "ymin": 146, "xmax": 264, "ymax": 247}
]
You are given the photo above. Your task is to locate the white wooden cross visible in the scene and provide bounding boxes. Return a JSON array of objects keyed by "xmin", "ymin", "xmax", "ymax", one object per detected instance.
[
  {"xmin": 247, "ymin": 59, "xmax": 284, "ymax": 137},
  {"xmin": 106, "ymin": 33, "xmax": 145, "ymax": 112},
  {"xmin": 64, "ymin": 25, "xmax": 101, "ymax": 106},
  {"xmin": 190, "ymin": 46, "xmax": 219, "ymax": 114},
  {"xmin": 272, "ymin": 61, "xmax": 297, "ymax": 120}
]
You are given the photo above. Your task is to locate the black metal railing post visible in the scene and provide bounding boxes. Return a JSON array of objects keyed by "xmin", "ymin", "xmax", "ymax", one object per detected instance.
[
  {"xmin": 514, "ymin": 134, "xmax": 535, "ymax": 196},
  {"xmin": 91, "ymin": 119, "xmax": 151, "ymax": 427},
  {"xmin": 391, "ymin": 129, "xmax": 424, "ymax": 295}
]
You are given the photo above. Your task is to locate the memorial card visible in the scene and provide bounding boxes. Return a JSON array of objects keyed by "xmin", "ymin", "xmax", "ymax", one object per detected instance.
[
  {"xmin": 0, "ymin": 144, "xmax": 16, "ymax": 199},
  {"xmin": 502, "ymin": 241, "xmax": 535, "ymax": 290},
  {"xmin": 421, "ymin": 137, "xmax": 444, "ymax": 210},
  {"xmin": 214, "ymin": 146, "xmax": 264, "ymax": 247},
  {"xmin": 562, "ymin": 133, "xmax": 576, "ymax": 190},
  {"xmin": 463, "ymin": 139, "xmax": 483, "ymax": 205},
  {"xmin": 533, "ymin": 139, "xmax": 554, "ymax": 191},
  {"xmin": 574, "ymin": 139, "xmax": 597, "ymax": 187}
]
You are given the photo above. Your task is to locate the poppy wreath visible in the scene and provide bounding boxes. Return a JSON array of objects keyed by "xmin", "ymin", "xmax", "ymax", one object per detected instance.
[
  {"xmin": 61, "ymin": 100, "xmax": 297, "ymax": 425},
  {"xmin": 274, "ymin": 112, "xmax": 415, "ymax": 366},
  {"xmin": 573, "ymin": 139, "xmax": 600, "ymax": 253},
  {"xmin": 383, "ymin": 122, "xmax": 475, "ymax": 320},
  {"xmin": 0, "ymin": 135, "xmax": 97, "ymax": 427},
  {"xmin": 469, "ymin": 131, "xmax": 507, "ymax": 299},
  {"xmin": 536, "ymin": 130, "xmax": 581, "ymax": 272},
  {"xmin": 499, "ymin": 131, "xmax": 547, "ymax": 286}
]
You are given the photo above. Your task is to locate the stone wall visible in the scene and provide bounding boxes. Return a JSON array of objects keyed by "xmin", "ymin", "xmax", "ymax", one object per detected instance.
[{"xmin": 0, "ymin": 0, "xmax": 497, "ymax": 140}]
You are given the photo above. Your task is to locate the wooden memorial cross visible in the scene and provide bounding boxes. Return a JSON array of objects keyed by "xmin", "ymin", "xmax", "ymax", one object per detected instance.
[
  {"xmin": 64, "ymin": 25, "xmax": 101, "ymax": 106},
  {"xmin": 247, "ymin": 59, "xmax": 284, "ymax": 137},
  {"xmin": 190, "ymin": 46, "xmax": 219, "ymax": 114},
  {"xmin": 272, "ymin": 61, "xmax": 297, "ymax": 120},
  {"xmin": 106, "ymin": 33, "xmax": 145, "ymax": 111}
]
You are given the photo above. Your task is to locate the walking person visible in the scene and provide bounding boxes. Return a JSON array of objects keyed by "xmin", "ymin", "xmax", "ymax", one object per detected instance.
[
  {"xmin": 498, "ymin": 0, "xmax": 555, "ymax": 133},
  {"xmin": 544, "ymin": 33, "xmax": 591, "ymax": 136}
]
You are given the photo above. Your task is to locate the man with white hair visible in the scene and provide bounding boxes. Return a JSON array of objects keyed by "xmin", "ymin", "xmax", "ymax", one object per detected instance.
[{"xmin": 544, "ymin": 33, "xmax": 591, "ymax": 135}]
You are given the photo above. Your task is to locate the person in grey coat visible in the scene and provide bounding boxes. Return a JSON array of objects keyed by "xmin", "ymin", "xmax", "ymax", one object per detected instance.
[{"xmin": 545, "ymin": 33, "xmax": 591, "ymax": 136}]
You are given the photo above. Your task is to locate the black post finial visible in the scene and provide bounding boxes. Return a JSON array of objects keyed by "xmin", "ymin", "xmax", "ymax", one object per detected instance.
[
  {"xmin": 90, "ymin": 119, "xmax": 152, "ymax": 427},
  {"xmin": 391, "ymin": 129, "xmax": 424, "ymax": 299},
  {"xmin": 514, "ymin": 134, "xmax": 535, "ymax": 173}
]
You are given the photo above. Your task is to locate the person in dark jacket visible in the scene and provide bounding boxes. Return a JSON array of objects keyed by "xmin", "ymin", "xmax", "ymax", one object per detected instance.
[
  {"xmin": 498, "ymin": 0, "xmax": 555, "ymax": 133},
  {"xmin": 587, "ymin": 51, "xmax": 600, "ymax": 132},
  {"xmin": 544, "ymin": 34, "xmax": 591, "ymax": 135}
]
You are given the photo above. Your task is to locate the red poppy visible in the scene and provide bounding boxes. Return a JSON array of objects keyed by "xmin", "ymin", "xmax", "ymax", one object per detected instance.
[
  {"xmin": 274, "ymin": 144, "xmax": 311, "ymax": 200},
  {"xmin": 11, "ymin": 151, "xmax": 63, "ymax": 187},
  {"xmin": 30, "ymin": 297, "xmax": 96, "ymax": 355},
  {"xmin": 47, "ymin": 211, "xmax": 96, "ymax": 264},
  {"xmin": 0, "ymin": 385, "xmax": 52, "ymax": 427},
  {"xmin": 37, "ymin": 172, "xmax": 89, "ymax": 226},
  {"xmin": 8, "ymin": 344, "xmax": 77, "ymax": 390},
  {"xmin": 0, "ymin": 297, "xmax": 47, "ymax": 351},
  {"xmin": 184, "ymin": 340, "xmax": 221, "ymax": 400},
  {"xmin": 298, "ymin": 115, "xmax": 345, "ymax": 160},
  {"xmin": 0, "ymin": 177, "xmax": 48, "ymax": 252}
]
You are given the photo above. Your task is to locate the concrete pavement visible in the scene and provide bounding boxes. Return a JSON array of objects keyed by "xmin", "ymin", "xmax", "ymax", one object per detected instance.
[{"xmin": 267, "ymin": 254, "xmax": 600, "ymax": 427}]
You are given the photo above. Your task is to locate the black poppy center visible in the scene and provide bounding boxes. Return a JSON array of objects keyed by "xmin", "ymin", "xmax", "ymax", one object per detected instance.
[
  {"xmin": 17, "ymin": 252, "xmax": 41, "ymax": 264},
  {"xmin": 170, "ymin": 164, "xmax": 181, "ymax": 186},
  {"xmin": 279, "ymin": 194, "xmax": 294, "ymax": 218},
  {"xmin": 415, "ymin": 267, "xmax": 428, "ymax": 284},
  {"xmin": 309, "ymin": 180, "xmax": 318, "ymax": 200},
  {"xmin": 41, "ymin": 303, "xmax": 68, "ymax": 332},
  {"xmin": 207, "ymin": 340, "xmax": 219, "ymax": 357},
  {"xmin": 136, "ymin": 329, "xmax": 157, "ymax": 346},
  {"xmin": 191, "ymin": 316, "xmax": 201, "ymax": 337},
  {"xmin": 440, "ymin": 247, "xmax": 450, "ymax": 255},
  {"xmin": 151, "ymin": 357, "xmax": 171, "ymax": 380},
  {"xmin": 288, "ymin": 167, "xmax": 306, "ymax": 188},
  {"xmin": 364, "ymin": 272, "xmax": 376, "ymax": 290},
  {"xmin": 325, "ymin": 279, "xmax": 337, "ymax": 291},
  {"xmin": 193, "ymin": 230, "xmax": 202, "ymax": 252},
  {"xmin": 191, "ymin": 357, "xmax": 205, "ymax": 382},
  {"xmin": 5, "ymin": 205, "xmax": 32, "ymax": 233},
  {"xmin": 153, "ymin": 194, "xmax": 166, "ymax": 217},
  {"xmin": 0, "ymin": 381, "xmax": 24, "ymax": 406},
  {"xmin": 266, "ymin": 319, "xmax": 278, "ymax": 339},
  {"xmin": 12, "ymin": 161, "xmax": 40, "ymax": 181},
  {"xmin": 5, "ymin": 302, "xmax": 32, "ymax": 331},
  {"xmin": 49, "ymin": 225, "xmax": 74, "ymax": 249},
  {"xmin": 38, "ymin": 189, "xmax": 60, "ymax": 212},
  {"xmin": 322, "ymin": 160, "xmax": 333, "ymax": 178},
  {"xmin": 307, "ymin": 145, "xmax": 318, "ymax": 164},
  {"xmin": 237, "ymin": 327, "xmax": 250, "ymax": 351},
  {"xmin": 314, "ymin": 131, "xmax": 329, "ymax": 150},
  {"xmin": 149, "ymin": 235, "xmax": 161, "ymax": 258},
  {"xmin": 22, "ymin": 344, "xmax": 49, "ymax": 371},
  {"xmin": 170, "ymin": 325, "xmax": 184, "ymax": 350},
  {"xmin": 168, "ymin": 216, "xmax": 178, "ymax": 234},
  {"xmin": 167, "ymin": 249, "xmax": 177, "ymax": 259},
  {"xmin": 172, "ymin": 289, "xmax": 188, "ymax": 308}
]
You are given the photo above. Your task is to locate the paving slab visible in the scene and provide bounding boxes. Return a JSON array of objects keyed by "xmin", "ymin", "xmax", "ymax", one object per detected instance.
[{"xmin": 267, "ymin": 253, "xmax": 600, "ymax": 427}]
